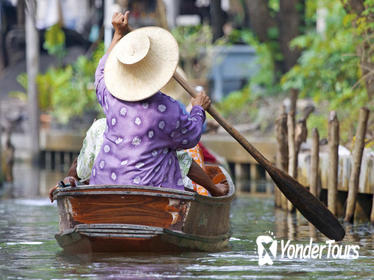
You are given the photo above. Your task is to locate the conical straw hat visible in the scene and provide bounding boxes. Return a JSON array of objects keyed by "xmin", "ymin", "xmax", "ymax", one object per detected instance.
[
  {"xmin": 104, "ymin": 26, "xmax": 179, "ymax": 102},
  {"xmin": 160, "ymin": 67, "xmax": 190, "ymax": 105}
]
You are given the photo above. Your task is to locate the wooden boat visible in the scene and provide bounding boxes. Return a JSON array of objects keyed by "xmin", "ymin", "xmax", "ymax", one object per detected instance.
[{"xmin": 53, "ymin": 165, "xmax": 235, "ymax": 254}]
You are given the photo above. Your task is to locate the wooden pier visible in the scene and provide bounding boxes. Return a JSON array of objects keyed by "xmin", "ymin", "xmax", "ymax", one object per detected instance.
[
  {"xmin": 273, "ymin": 106, "xmax": 374, "ymax": 224},
  {"xmin": 201, "ymin": 133, "xmax": 276, "ymax": 196}
]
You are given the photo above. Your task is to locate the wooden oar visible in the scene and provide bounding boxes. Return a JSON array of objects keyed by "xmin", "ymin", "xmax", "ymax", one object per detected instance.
[{"xmin": 173, "ymin": 72, "xmax": 345, "ymax": 241}]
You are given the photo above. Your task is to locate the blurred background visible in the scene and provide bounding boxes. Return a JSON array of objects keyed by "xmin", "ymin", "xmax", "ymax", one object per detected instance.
[{"xmin": 0, "ymin": 0, "xmax": 373, "ymax": 188}]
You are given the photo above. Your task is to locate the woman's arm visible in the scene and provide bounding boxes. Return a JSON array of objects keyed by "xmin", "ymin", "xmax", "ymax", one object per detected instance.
[
  {"xmin": 48, "ymin": 158, "xmax": 79, "ymax": 202},
  {"xmin": 170, "ymin": 91, "xmax": 211, "ymax": 150},
  {"xmin": 95, "ymin": 11, "xmax": 132, "ymax": 107},
  {"xmin": 187, "ymin": 160, "xmax": 229, "ymax": 197},
  {"xmin": 106, "ymin": 11, "xmax": 132, "ymax": 54}
]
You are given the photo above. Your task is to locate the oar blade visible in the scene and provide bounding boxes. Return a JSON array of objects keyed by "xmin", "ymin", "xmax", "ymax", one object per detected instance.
[{"xmin": 268, "ymin": 168, "xmax": 345, "ymax": 241}]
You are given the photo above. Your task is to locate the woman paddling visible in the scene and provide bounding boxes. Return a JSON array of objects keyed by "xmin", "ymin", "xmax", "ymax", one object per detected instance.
[{"xmin": 91, "ymin": 11, "xmax": 211, "ymax": 190}]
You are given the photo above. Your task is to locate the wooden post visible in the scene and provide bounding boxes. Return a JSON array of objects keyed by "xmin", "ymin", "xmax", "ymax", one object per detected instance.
[
  {"xmin": 287, "ymin": 111, "xmax": 296, "ymax": 211},
  {"xmin": 0, "ymin": 104, "xmax": 2, "ymax": 183},
  {"xmin": 354, "ymin": 194, "xmax": 371, "ymax": 223},
  {"xmin": 327, "ymin": 111, "xmax": 339, "ymax": 215},
  {"xmin": 290, "ymin": 88, "xmax": 298, "ymax": 115},
  {"xmin": 162, "ymin": 0, "xmax": 180, "ymax": 28},
  {"xmin": 275, "ymin": 110, "xmax": 288, "ymax": 208},
  {"xmin": 235, "ymin": 163, "xmax": 249, "ymax": 193},
  {"xmin": 371, "ymin": 194, "xmax": 374, "ymax": 224},
  {"xmin": 26, "ymin": 0, "xmax": 40, "ymax": 163},
  {"xmin": 104, "ymin": 0, "xmax": 115, "ymax": 50},
  {"xmin": 250, "ymin": 163, "xmax": 259, "ymax": 193},
  {"xmin": 156, "ymin": 0, "xmax": 169, "ymax": 29},
  {"xmin": 345, "ymin": 107, "xmax": 370, "ymax": 222},
  {"xmin": 17, "ymin": 0, "xmax": 26, "ymax": 26},
  {"xmin": 310, "ymin": 128, "xmax": 320, "ymax": 198}
]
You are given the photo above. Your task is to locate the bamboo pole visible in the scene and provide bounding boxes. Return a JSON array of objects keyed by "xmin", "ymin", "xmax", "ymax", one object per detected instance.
[
  {"xmin": 275, "ymin": 110, "xmax": 288, "ymax": 208},
  {"xmin": 327, "ymin": 111, "xmax": 339, "ymax": 215},
  {"xmin": 25, "ymin": 0, "xmax": 40, "ymax": 163},
  {"xmin": 287, "ymin": 111, "xmax": 296, "ymax": 211},
  {"xmin": 310, "ymin": 128, "xmax": 320, "ymax": 198},
  {"xmin": 345, "ymin": 107, "xmax": 370, "ymax": 222}
]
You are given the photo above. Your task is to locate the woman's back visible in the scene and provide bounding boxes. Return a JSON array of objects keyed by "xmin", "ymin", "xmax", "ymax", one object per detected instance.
[{"xmin": 90, "ymin": 54, "xmax": 206, "ymax": 189}]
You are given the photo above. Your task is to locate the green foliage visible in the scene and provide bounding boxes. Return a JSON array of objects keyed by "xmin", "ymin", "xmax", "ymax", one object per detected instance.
[
  {"xmin": 217, "ymin": 0, "xmax": 373, "ymax": 143},
  {"xmin": 216, "ymin": 85, "xmax": 252, "ymax": 117},
  {"xmin": 51, "ymin": 51, "xmax": 104, "ymax": 123},
  {"xmin": 280, "ymin": 0, "xmax": 374, "ymax": 142},
  {"xmin": 43, "ymin": 24, "xmax": 66, "ymax": 65},
  {"xmin": 171, "ymin": 24, "xmax": 226, "ymax": 79},
  {"xmin": 227, "ymin": 29, "xmax": 280, "ymax": 94},
  {"xmin": 282, "ymin": 2, "xmax": 357, "ymax": 99},
  {"xmin": 11, "ymin": 36, "xmax": 105, "ymax": 124},
  {"xmin": 216, "ymin": 85, "xmax": 263, "ymax": 125}
]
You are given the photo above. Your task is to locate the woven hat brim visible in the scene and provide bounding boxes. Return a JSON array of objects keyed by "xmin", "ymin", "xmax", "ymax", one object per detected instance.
[
  {"xmin": 161, "ymin": 67, "xmax": 190, "ymax": 105},
  {"xmin": 104, "ymin": 27, "xmax": 179, "ymax": 102}
]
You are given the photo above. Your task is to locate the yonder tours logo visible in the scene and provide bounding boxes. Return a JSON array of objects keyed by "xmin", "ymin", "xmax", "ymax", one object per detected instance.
[{"xmin": 256, "ymin": 233, "xmax": 360, "ymax": 266}]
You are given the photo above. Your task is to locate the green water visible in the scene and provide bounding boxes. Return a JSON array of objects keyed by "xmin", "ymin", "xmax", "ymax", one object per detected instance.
[{"xmin": 0, "ymin": 167, "xmax": 373, "ymax": 279}]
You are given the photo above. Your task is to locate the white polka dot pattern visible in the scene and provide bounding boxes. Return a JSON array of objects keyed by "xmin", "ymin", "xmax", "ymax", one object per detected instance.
[
  {"xmin": 158, "ymin": 104, "xmax": 166, "ymax": 112},
  {"xmin": 115, "ymin": 137, "xmax": 123, "ymax": 144},
  {"xmin": 133, "ymin": 176, "xmax": 141, "ymax": 184},
  {"xmin": 135, "ymin": 117, "xmax": 142, "ymax": 126},
  {"xmin": 104, "ymin": 145, "xmax": 110, "ymax": 153},
  {"xmin": 132, "ymin": 136, "xmax": 141, "ymax": 146},
  {"xmin": 158, "ymin": 121, "xmax": 165, "ymax": 130},
  {"xmin": 120, "ymin": 107, "xmax": 127, "ymax": 116},
  {"xmin": 148, "ymin": 130, "xmax": 154, "ymax": 138}
]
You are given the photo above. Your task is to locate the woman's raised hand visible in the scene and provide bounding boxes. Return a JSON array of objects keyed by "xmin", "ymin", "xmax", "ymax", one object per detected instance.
[
  {"xmin": 112, "ymin": 11, "xmax": 131, "ymax": 36},
  {"xmin": 191, "ymin": 91, "xmax": 211, "ymax": 110}
]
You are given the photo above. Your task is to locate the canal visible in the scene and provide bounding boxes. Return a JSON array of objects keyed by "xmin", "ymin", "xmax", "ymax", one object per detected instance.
[{"xmin": 0, "ymin": 163, "xmax": 373, "ymax": 279}]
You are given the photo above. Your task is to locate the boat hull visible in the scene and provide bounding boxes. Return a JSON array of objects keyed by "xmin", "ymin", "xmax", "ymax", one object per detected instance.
[{"xmin": 54, "ymin": 165, "xmax": 235, "ymax": 253}]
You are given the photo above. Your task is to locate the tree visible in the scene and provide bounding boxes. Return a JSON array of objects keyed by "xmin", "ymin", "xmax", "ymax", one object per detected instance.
[
  {"xmin": 341, "ymin": 0, "xmax": 374, "ymax": 99},
  {"xmin": 241, "ymin": 0, "xmax": 303, "ymax": 74},
  {"xmin": 210, "ymin": 0, "xmax": 225, "ymax": 41}
]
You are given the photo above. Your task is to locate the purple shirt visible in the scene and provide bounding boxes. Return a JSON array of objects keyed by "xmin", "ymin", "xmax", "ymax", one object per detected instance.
[{"xmin": 90, "ymin": 54, "xmax": 206, "ymax": 190}]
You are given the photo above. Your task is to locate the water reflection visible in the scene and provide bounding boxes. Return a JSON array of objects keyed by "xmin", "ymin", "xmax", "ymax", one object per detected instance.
[
  {"xmin": 1, "ymin": 162, "xmax": 64, "ymax": 199},
  {"xmin": 0, "ymin": 164, "xmax": 373, "ymax": 279}
]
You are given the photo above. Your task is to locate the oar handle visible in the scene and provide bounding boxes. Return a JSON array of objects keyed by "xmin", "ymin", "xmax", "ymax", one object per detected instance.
[{"xmin": 173, "ymin": 72, "xmax": 272, "ymax": 168}]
